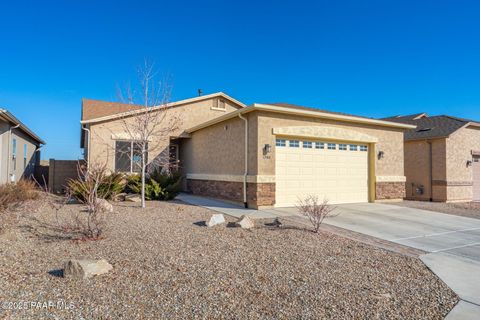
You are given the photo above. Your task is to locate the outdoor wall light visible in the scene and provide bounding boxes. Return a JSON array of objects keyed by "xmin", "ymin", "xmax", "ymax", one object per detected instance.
[
  {"xmin": 263, "ymin": 144, "xmax": 272, "ymax": 154},
  {"xmin": 377, "ymin": 151, "xmax": 385, "ymax": 160},
  {"xmin": 467, "ymin": 160, "xmax": 473, "ymax": 167}
]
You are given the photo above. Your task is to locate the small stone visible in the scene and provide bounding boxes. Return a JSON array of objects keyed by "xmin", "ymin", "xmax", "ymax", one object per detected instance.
[
  {"xmin": 235, "ymin": 215, "xmax": 255, "ymax": 229},
  {"xmin": 96, "ymin": 198, "xmax": 114, "ymax": 213},
  {"xmin": 206, "ymin": 214, "xmax": 225, "ymax": 227},
  {"xmin": 114, "ymin": 193, "xmax": 127, "ymax": 202},
  {"xmin": 125, "ymin": 194, "xmax": 141, "ymax": 202},
  {"xmin": 272, "ymin": 218, "xmax": 282, "ymax": 228},
  {"xmin": 63, "ymin": 259, "xmax": 113, "ymax": 279}
]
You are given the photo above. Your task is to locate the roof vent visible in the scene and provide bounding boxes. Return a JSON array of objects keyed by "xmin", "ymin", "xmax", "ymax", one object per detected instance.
[{"xmin": 416, "ymin": 127, "xmax": 433, "ymax": 132}]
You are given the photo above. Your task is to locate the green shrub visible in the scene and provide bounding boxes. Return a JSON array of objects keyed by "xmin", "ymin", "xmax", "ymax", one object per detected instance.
[
  {"xmin": 125, "ymin": 169, "xmax": 182, "ymax": 201},
  {"xmin": 68, "ymin": 172, "xmax": 125, "ymax": 202}
]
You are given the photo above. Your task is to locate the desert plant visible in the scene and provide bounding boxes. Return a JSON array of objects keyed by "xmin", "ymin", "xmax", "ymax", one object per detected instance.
[
  {"xmin": 0, "ymin": 179, "xmax": 40, "ymax": 212},
  {"xmin": 68, "ymin": 171, "xmax": 125, "ymax": 202},
  {"xmin": 296, "ymin": 195, "xmax": 334, "ymax": 233},
  {"xmin": 125, "ymin": 169, "xmax": 181, "ymax": 201}
]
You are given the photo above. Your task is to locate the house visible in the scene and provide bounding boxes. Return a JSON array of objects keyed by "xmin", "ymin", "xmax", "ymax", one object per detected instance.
[
  {"xmin": 80, "ymin": 93, "xmax": 415, "ymax": 208},
  {"xmin": 0, "ymin": 109, "xmax": 45, "ymax": 184},
  {"xmin": 382, "ymin": 113, "xmax": 480, "ymax": 202}
]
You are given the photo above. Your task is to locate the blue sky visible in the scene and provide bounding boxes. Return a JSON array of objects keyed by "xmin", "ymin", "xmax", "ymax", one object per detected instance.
[{"xmin": 1, "ymin": 0, "xmax": 479, "ymax": 159}]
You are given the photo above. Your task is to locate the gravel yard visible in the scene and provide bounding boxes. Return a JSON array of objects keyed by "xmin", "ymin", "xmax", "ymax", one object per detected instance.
[
  {"xmin": 392, "ymin": 200, "xmax": 480, "ymax": 220},
  {"xmin": 0, "ymin": 198, "xmax": 457, "ymax": 319}
]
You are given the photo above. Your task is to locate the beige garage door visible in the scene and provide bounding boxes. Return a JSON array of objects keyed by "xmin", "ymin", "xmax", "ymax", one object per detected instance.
[
  {"xmin": 275, "ymin": 138, "xmax": 369, "ymax": 207},
  {"xmin": 474, "ymin": 156, "xmax": 480, "ymax": 202}
]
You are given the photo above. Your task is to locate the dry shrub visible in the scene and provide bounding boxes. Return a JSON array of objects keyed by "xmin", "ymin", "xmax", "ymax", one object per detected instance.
[
  {"xmin": 0, "ymin": 180, "xmax": 40, "ymax": 212},
  {"xmin": 296, "ymin": 195, "xmax": 334, "ymax": 233}
]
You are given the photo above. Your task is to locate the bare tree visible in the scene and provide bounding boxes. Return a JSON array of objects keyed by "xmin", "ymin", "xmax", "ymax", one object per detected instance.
[
  {"xmin": 114, "ymin": 60, "xmax": 180, "ymax": 208},
  {"xmin": 296, "ymin": 195, "xmax": 334, "ymax": 233}
]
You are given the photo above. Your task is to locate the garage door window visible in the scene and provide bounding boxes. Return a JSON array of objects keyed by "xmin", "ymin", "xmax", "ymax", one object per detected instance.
[
  {"xmin": 289, "ymin": 140, "xmax": 300, "ymax": 148},
  {"xmin": 327, "ymin": 143, "xmax": 336, "ymax": 150},
  {"xmin": 303, "ymin": 141, "xmax": 313, "ymax": 148},
  {"xmin": 276, "ymin": 139, "xmax": 286, "ymax": 147},
  {"xmin": 360, "ymin": 145, "xmax": 368, "ymax": 152},
  {"xmin": 315, "ymin": 142, "xmax": 324, "ymax": 149},
  {"xmin": 339, "ymin": 144, "xmax": 347, "ymax": 151},
  {"xmin": 349, "ymin": 144, "xmax": 358, "ymax": 151}
]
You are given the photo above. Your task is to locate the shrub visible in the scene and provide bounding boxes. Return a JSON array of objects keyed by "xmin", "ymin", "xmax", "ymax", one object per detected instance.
[
  {"xmin": 68, "ymin": 172, "xmax": 125, "ymax": 202},
  {"xmin": 126, "ymin": 169, "xmax": 181, "ymax": 201},
  {"xmin": 0, "ymin": 180, "xmax": 40, "ymax": 212},
  {"xmin": 296, "ymin": 195, "xmax": 334, "ymax": 233}
]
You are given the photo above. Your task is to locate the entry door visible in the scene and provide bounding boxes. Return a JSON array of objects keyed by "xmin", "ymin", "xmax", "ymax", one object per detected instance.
[
  {"xmin": 474, "ymin": 156, "xmax": 480, "ymax": 201},
  {"xmin": 275, "ymin": 138, "xmax": 369, "ymax": 207}
]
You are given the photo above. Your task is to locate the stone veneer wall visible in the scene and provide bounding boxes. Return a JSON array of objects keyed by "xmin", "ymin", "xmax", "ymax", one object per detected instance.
[
  {"xmin": 186, "ymin": 179, "xmax": 275, "ymax": 208},
  {"xmin": 375, "ymin": 182, "xmax": 406, "ymax": 200}
]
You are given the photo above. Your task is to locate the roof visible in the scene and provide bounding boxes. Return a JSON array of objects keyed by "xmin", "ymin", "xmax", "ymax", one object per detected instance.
[
  {"xmin": 265, "ymin": 103, "xmax": 376, "ymax": 120},
  {"xmin": 80, "ymin": 92, "xmax": 246, "ymax": 124},
  {"xmin": 186, "ymin": 103, "xmax": 416, "ymax": 133},
  {"xmin": 381, "ymin": 113, "xmax": 480, "ymax": 140},
  {"xmin": 0, "ymin": 109, "xmax": 45, "ymax": 145}
]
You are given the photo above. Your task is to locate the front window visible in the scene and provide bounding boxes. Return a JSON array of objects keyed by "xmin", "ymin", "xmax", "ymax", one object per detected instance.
[{"xmin": 115, "ymin": 141, "xmax": 147, "ymax": 173}]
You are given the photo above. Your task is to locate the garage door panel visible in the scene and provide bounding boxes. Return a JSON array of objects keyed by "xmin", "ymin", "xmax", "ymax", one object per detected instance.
[{"xmin": 275, "ymin": 139, "xmax": 369, "ymax": 207}]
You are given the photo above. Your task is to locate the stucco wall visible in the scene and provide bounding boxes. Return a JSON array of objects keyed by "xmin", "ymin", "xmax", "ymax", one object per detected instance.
[
  {"xmin": 256, "ymin": 111, "xmax": 405, "ymax": 178},
  {"xmin": 87, "ymin": 98, "xmax": 240, "ymax": 171},
  {"xmin": 0, "ymin": 121, "xmax": 41, "ymax": 184},
  {"xmin": 404, "ymin": 139, "xmax": 447, "ymax": 201},
  {"xmin": 181, "ymin": 113, "xmax": 257, "ymax": 176},
  {"xmin": 445, "ymin": 126, "xmax": 480, "ymax": 201}
]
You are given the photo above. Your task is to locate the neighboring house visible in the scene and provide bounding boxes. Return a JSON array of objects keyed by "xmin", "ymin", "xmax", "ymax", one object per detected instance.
[
  {"xmin": 0, "ymin": 109, "xmax": 45, "ymax": 184},
  {"xmin": 81, "ymin": 92, "xmax": 414, "ymax": 209},
  {"xmin": 383, "ymin": 113, "xmax": 480, "ymax": 202}
]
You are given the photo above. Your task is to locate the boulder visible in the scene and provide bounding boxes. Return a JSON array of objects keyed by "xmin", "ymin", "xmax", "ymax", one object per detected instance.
[
  {"xmin": 114, "ymin": 193, "xmax": 127, "ymax": 202},
  {"xmin": 206, "ymin": 214, "xmax": 226, "ymax": 227},
  {"xmin": 125, "ymin": 194, "xmax": 141, "ymax": 202},
  {"xmin": 63, "ymin": 259, "xmax": 113, "ymax": 279},
  {"xmin": 96, "ymin": 198, "xmax": 114, "ymax": 213},
  {"xmin": 235, "ymin": 215, "xmax": 255, "ymax": 229}
]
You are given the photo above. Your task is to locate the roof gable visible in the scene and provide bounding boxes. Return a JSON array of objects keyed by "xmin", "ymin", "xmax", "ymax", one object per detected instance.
[{"xmin": 81, "ymin": 92, "xmax": 245, "ymax": 124}]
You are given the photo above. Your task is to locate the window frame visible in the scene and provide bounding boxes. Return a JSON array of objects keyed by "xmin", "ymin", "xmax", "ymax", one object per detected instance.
[
  {"xmin": 302, "ymin": 141, "xmax": 313, "ymax": 148},
  {"xmin": 276, "ymin": 139, "xmax": 286, "ymax": 147},
  {"xmin": 114, "ymin": 140, "xmax": 148, "ymax": 173}
]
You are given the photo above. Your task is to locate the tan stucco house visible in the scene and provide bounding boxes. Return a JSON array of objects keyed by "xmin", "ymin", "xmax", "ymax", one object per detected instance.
[
  {"xmin": 80, "ymin": 93, "xmax": 414, "ymax": 208},
  {"xmin": 383, "ymin": 113, "xmax": 480, "ymax": 202},
  {"xmin": 0, "ymin": 109, "xmax": 44, "ymax": 184}
]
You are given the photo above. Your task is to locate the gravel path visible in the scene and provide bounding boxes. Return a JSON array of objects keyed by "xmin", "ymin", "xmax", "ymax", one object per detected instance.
[
  {"xmin": 0, "ymin": 199, "xmax": 457, "ymax": 319},
  {"xmin": 392, "ymin": 200, "xmax": 480, "ymax": 220}
]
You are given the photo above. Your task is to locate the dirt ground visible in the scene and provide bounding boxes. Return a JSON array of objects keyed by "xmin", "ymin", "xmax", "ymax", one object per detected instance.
[
  {"xmin": 392, "ymin": 200, "xmax": 480, "ymax": 219},
  {"xmin": 0, "ymin": 198, "xmax": 457, "ymax": 319}
]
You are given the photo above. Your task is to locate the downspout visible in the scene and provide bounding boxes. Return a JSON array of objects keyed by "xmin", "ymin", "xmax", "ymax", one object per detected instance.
[
  {"xmin": 7, "ymin": 124, "xmax": 20, "ymax": 182},
  {"xmin": 238, "ymin": 113, "xmax": 248, "ymax": 208},
  {"xmin": 81, "ymin": 125, "xmax": 91, "ymax": 166},
  {"xmin": 427, "ymin": 141, "xmax": 433, "ymax": 202}
]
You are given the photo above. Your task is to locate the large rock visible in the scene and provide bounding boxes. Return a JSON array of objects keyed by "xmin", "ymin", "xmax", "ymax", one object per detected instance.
[
  {"xmin": 63, "ymin": 259, "xmax": 113, "ymax": 279},
  {"xmin": 125, "ymin": 194, "xmax": 141, "ymax": 202},
  {"xmin": 206, "ymin": 214, "xmax": 225, "ymax": 227},
  {"xmin": 96, "ymin": 198, "xmax": 114, "ymax": 213},
  {"xmin": 235, "ymin": 215, "xmax": 255, "ymax": 229},
  {"xmin": 114, "ymin": 193, "xmax": 127, "ymax": 202}
]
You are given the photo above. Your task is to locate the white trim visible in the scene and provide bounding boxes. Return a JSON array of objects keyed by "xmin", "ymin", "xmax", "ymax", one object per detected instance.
[
  {"xmin": 376, "ymin": 176, "xmax": 407, "ymax": 182},
  {"xmin": 273, "ymin": 126, "xmax": 379, "ymax": 143},
  {"xmin": 186, "ymin": 173, "xmax": 275, "ymax": 183},
  {"xmin": 185, "ymin": 104, "xmax": 416, "ymax": 133},
  {"xmin": 81, "ymin": 92, "xmax": 246, "ymax": 124}
]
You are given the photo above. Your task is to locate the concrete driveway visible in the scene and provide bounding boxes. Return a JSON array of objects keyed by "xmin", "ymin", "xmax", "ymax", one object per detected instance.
[{"xmin": 268, "ymin": 203, "xmax": 480, "ymax": 318}]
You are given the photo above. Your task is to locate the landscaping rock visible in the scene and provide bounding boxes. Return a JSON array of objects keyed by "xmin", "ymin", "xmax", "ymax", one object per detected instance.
[
  {"xmin": 206, "ymin": 214, "xmax": 225, "ymax": 227},
  {"xmin": 63, "ymin": 259, "xmax": 113, "ymax": 279},
  {"xmin": 96, "ymin": 198, "xmax": 114, "ymax": 213},
  {"xmin": 235, "ymin": 215, "xmax": 255, "ymax": 229},
  {"xmin": 114, "ymin": 193, "xmax": 127, "ymax": 202},
  {"xmin": 125, "ymin": 194, "xmax": 141, "ymax": 202}
]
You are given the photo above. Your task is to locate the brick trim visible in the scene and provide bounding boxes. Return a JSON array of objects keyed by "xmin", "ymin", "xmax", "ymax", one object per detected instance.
[
  {"xmin": 432, "ymin": 180, "xmax": 473, "ymax": 187},
  {"xmin": 376, "ymin": 182, "xmax": 406, "ymax": 200}
]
